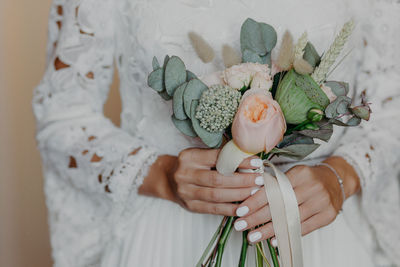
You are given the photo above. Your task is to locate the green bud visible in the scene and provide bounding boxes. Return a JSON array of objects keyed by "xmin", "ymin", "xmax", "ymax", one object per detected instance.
[
  {"xmin": 303, "ymin": 123, "xmax": 319, "ymax": 130},
  {"xmin": 307, "ymin": 108, "xmax": 324, "ymax": 122}
]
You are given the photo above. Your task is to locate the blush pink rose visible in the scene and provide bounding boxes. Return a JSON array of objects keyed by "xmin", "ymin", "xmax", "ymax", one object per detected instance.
[{"xmin": 232, "ymin": 88, "xmax": 286, "ymax": 154}]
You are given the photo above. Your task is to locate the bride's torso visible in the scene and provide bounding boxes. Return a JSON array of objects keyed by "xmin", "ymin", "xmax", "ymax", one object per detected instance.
[{"xmin": 112, "ymin": 0, "xmax": 359, "ymax": 157}]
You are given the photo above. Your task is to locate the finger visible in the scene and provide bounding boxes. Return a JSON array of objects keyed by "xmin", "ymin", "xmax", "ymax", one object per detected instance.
[
  {"xmin": 298, "ymin": 198, "xmax": 323, "ymax": 222},
  {"xmin": 194, "ymin": 170, "xmax": 263, "ymax": 188},
  {"xmin": 186, "ymin": 200, "xmax": 238, "ymax": 216},
  {"xmin": 234, "ymin": 205, "xmax": 271, "ymax": 232},
  {"xmin": 237, "ymin": 156, "xmax": 263, "ymax": 170},
  {"xmin": 235, "ymin": 187, "xmax": 267, "ymax": 217},
  {"xmin": 293, "ymin": 184, "xmax": 321, "ymax": 205},
  {"xmin": 301, "ymin": 209, "xmax": 337, "ymax": 236},
  {"xmin": 189, "ymin": 185, "xmax": 254, "ymax": 203},
  {"xmin": 180, "ymin": 148, "xmax": 220, "ymax": 168},
  {"xmin": 247, "ymin": 222, "xmax": 274, "ymax": 243}
]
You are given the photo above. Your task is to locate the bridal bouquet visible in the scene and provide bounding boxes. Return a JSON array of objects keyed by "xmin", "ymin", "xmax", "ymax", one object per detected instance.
[{"xmin": 147, "ymin": 18, "xmax": 370, "ymax": 267}]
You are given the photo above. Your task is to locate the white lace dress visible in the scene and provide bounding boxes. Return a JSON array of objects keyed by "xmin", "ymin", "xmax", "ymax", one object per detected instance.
[{"xmin": 33, "ymin": 0, "xmax": 400, "ymax": 266}]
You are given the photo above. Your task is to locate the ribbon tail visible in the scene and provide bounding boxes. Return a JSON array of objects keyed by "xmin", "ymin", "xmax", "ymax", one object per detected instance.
[{"xmin": 263, "ymin": 161, "xmax": 303, "ymax": 267}]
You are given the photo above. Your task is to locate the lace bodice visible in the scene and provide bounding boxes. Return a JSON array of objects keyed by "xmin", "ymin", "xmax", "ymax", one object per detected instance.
[{"xmin": 33, "ymin": 0, "xmax": 400, "ymax": 266}]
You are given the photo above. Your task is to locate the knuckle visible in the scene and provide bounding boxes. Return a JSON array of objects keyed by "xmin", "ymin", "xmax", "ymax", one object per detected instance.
[
  {"xmin": 210, "ymin": 172, "xmax": 222, "ymax": 186},
  {"xmin": 178, "ymin": 149, "xmax": 192, "ymax": 162},
  {"xmin": 209, "ymin": 189, "xmax": 221, "ymax": 202},
  {"xmin": 176, "ymin": 185, "xmax": 187, "ymax": 198},
  {"xmin": 210, "ymin": 204, "xmax": 219, "ymax": 215}
]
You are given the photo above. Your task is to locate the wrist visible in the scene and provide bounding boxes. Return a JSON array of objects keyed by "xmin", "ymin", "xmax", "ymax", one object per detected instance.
[
  {"xmin": 323, "ymin": 156, "xmax": 361, "ymax": 199},
  {"xmin": 138, "ymin": 155, "xmax": 179, "ymax": 202}
]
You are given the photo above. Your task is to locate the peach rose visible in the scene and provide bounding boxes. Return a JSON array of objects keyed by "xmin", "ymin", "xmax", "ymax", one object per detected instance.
[{"xmin": 231, "ymin": 88, "xmax": 286, "ymax": 153}]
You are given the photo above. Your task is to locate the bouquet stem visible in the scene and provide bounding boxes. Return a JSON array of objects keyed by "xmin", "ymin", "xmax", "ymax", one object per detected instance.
[
  {"xmin": 215, "ymin": 216, "xmax": 235, "ymax": 267},
  {"xmin": 238, "ymin": 230, "xmax": 249, "ymax": 267},
  {"xmin": 267, "ymin": 239, "xmax": 280, "ymax": 267}
]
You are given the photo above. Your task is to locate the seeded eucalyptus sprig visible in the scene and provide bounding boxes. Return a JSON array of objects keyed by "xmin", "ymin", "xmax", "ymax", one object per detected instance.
[
  {"xmin": 147, "ymin": 55, "xmax": 224, "ymax": 148},
  {"xmin": 311, "ymin": 20, "xmax": 355, "ymax": 84}
]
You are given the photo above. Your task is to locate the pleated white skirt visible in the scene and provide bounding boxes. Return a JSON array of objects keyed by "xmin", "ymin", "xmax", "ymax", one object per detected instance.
[{"xmin": 101, "ymin": 194, "xmax": 374, "ymax": 267}]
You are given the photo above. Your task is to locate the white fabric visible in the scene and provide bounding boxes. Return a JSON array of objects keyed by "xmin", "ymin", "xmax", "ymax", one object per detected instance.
[{"xmin": 33, "ymin": 0, "xmax": 400, "ymax": 266}]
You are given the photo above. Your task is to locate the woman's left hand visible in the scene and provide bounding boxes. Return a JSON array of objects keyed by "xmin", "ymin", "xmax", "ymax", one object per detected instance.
[{"xmin": 233, "ymin": 156, "xmax": 361, "ymax": 243}]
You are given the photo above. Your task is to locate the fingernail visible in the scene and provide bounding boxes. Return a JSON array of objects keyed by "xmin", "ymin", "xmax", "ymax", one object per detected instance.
[
  {"xmin": 249, "ymin": 231, "xmax": 262, "ymax": 242},
  {"xmin": 234, "ymin": 220, "xmax": 247, "ymax": 231},
  {"xmin": 255, "ymin": 176, "xmax": 264, "ymax": 186},
  {"xmin": 250, "ymin": 158, "xmax": 263, "ymax": 168},
  {"xmin": 250, "ymin": 187, "xmax": 260, "ymax": 195},
  {"xmin": 271, "ymin": 237, "xmax": 278, "ymax": 247},
  {"xmin": 236, "ymin": 206, "xmax": 249, "ymax": 217}
]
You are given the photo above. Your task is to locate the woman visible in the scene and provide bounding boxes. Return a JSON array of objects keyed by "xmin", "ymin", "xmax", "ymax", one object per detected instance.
[{"xmin": 33, "ymin": 0, "xmax": 400, "ymax": 266}]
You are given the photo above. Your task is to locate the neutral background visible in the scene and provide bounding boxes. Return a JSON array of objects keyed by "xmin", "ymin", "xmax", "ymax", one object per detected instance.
[{"xmin": 0, "ymin": 1, "xmax": 121, "ymax": 266}]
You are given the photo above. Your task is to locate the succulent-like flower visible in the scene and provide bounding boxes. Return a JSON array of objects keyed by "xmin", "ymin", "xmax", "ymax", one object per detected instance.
[{"xmin": 195, "ymin": 85, "xmax": 241, "ymax": 133}]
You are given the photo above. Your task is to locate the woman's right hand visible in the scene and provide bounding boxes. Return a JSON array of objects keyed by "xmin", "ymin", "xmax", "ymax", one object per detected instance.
[{"xmin": 169, "ymin": 148, "xmax": 264, "ymax": 216}]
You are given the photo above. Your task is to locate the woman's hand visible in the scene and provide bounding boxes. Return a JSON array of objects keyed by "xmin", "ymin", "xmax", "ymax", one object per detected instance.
[
  {"xmin": 233, "ymin": 156, "xmax": 361, "ymax": 243},
  {"xmin": 139, "ymin": 148, "xmax": 265, "ymax": 216}
]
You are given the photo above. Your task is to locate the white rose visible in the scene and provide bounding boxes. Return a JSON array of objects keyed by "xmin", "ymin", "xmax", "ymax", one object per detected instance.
[
  {"xmin": 223, "ymin": 62, "xmax": 272, "ymax": 90},
  {"xmin": 250, "ymin": 72, "xmax": 273, "ymax": 90}
]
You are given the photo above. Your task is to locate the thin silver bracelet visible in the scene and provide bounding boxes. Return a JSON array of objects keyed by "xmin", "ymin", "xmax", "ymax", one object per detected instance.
[{"xmin": 316, "ymin": 163, "xmax": 346, "ymax": 210}]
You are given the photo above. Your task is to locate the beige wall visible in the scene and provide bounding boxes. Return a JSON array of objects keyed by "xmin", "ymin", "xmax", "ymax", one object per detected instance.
[{"xmin": 0, "ymin": 1, "xmax": 121, "ymax": 266}]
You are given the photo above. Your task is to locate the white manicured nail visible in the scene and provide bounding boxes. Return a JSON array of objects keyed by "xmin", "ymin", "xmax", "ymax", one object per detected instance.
[
  {"xmin": 251, "ymin": 187, "xmax": 260, "ymax": 195},
  {"xmin": 236, "ymin": 206, "xmax": 249, "ymax": 217},
  {"xmin": 249, "ymin": 232, "xmax": 262, "ymax": 242},
  {"xmin": 250, "ymin": 158, "xmax": 263, "ymax": 168},
  {"xmin": 255, "ymin": 176, "xmax": 264, "ymax": 186},
  {"xmin": 234, "ymin": 220, "xmax": 247, "ymax": 231},
  {"xmin": 271, "ymin": 237, "xmax": 278, "ymax": 247}
]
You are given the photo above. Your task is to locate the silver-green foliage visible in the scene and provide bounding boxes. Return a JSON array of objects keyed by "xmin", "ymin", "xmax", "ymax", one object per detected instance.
[
  {"xmin": 240, "ymin": 18, "xmax": 277, "ymax": 65},
  {"xmin": 147, "ymin": 55, "xmax": 224, "ymax": 148},
  {"xmin": 195, "ymin": 85, "xmax": 241, "ymax": 133}
]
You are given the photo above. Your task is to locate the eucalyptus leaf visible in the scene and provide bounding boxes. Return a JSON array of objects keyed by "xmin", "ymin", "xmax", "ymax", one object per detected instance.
[
  {"xmin": 271, "ymin": 144, "xmax": 320, "ymax": 160},
  {"xmin": 242, "ymin": 49, "xmax": 264, "ymax": 64},
  {"xmin": 171, "ymin": 115, "xmax": 197, "ymax": 137},
  {"xmin": 152, "ymin": 56, "xmax": 160, "ymax": 70},
  {"xmin": 165, "ymin": 56, "xmax": 187, "ymax": 96},
  {"xmin": 173, "ymin": 82, "xmax": 188, "ymax": 120},
  {"xmin": 262, "ymin": 53, "xmax": 271, "ymax": 66},
  {"xmin": 346, "ymin": 116, "xmax": 362, "ymax": 126},
  {"xmin": 191, "ymin": 100, "xmax": 223, "ymax": 147},
  {"xmin": 240, "ymin": 18, "xmax": 267, "ymax": 55},
  {"xmin": 278, "ymin": 134, "xmax": 314, "ymax": 148},
  {"xmin": 303, "ymin": 42, "xmax": 320, "ymax": 68},
  {"xmin": 325, "ymin": 96, "xmax": 352, "ymax": 118},
  {"xmin": 324, "ymin": 81, "xmax": 349, "ymax": 97},
  {"xmin": 329, "ymin": 116, "xmax": 361, "ymax": 127},
  {"xmin": 183, "ymin": 79, "xmax": 208, "ymax": 119},
  {"xmin": 259, "ymin": 22, "xmax": 277, "ymax": 52},
  {"xmin": 186, "ymin": 70, "xmax": 198, "ymax": 81},
  {"xmin": 351, "ymin": 106, "xmax": 370, "ymax": 121},
  {"xmin": 147, "ymin": 68, "xmax": 164, "ymax": 92},
  {"xmin": 163, "ymin": 55, "xmax": 170, "ymax": 68},
  {"xmin": 158, "ymin": 90, "xmax": 172, "ymax": 100},
  {"xmin": 297, "ymin": 120, "xmax": 333, "ymax": 142}
]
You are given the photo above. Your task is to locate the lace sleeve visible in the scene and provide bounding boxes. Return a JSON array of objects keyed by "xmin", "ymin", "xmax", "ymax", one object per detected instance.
[
  {"xmin": 33, "ymin": 0, "xmax": 158, "ymax": 205},
  {"xmin": 333, "ymin": 1, "xmax": 400, "ymax": 264}
]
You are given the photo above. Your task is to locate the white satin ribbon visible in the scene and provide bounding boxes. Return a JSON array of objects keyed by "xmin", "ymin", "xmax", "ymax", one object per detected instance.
[{"xmin": 263, "ymin": 161, "xmax": 303, "ymax": 267}]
